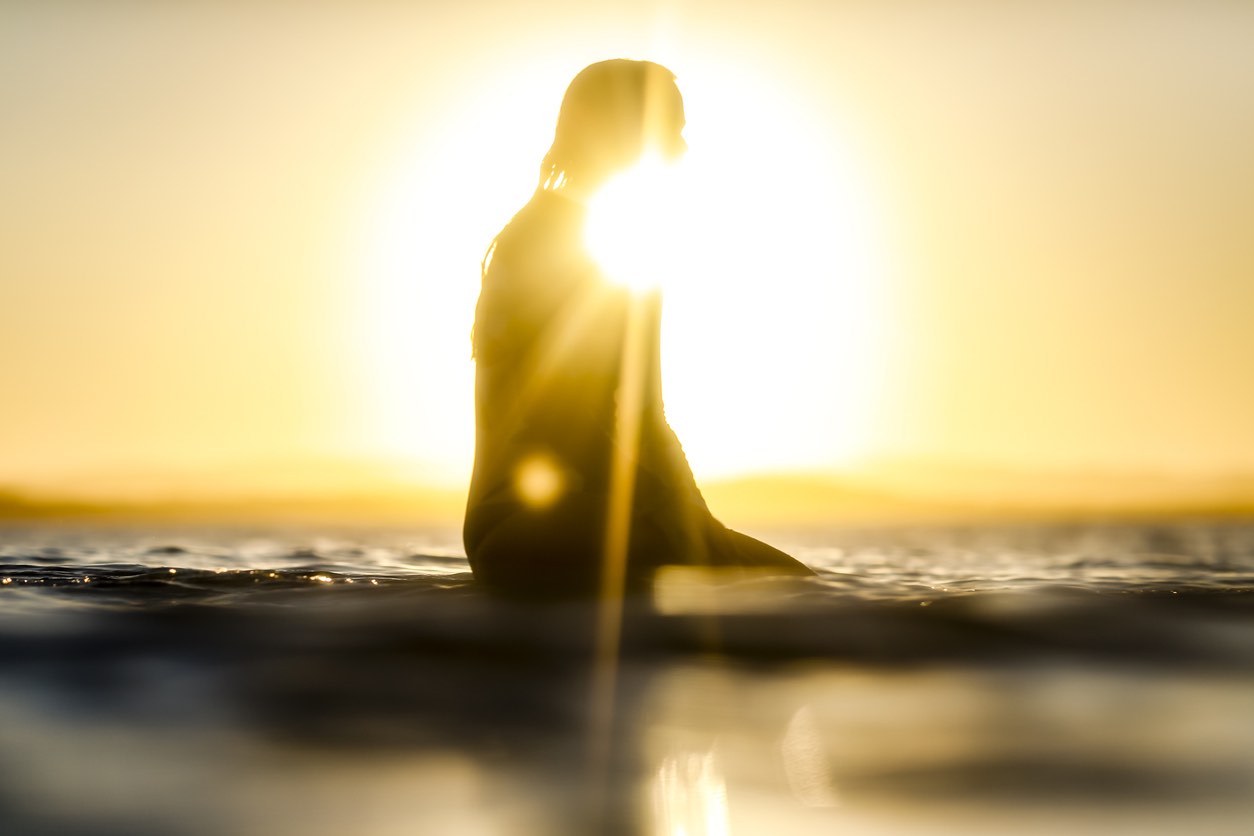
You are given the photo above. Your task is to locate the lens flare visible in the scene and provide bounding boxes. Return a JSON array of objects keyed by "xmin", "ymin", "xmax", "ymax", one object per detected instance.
[{"xmin": 513, "ymin": 453, "xmax": 564, "ymax": 508}]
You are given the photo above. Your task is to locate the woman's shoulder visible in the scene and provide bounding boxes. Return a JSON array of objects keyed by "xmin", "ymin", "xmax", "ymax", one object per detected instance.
[
  {"xmin": 490, "ymin": 191, "xmax": 587, "ymax": 272},
  {"xmin": 491, "ymin": 191, "xmax": 584, "ymax": 255}
]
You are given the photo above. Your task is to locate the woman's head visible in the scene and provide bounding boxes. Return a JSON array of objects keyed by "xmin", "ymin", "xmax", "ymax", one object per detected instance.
[{"xmin": 539, "ymin": 59, "xmax": 686, "ymax": 192}]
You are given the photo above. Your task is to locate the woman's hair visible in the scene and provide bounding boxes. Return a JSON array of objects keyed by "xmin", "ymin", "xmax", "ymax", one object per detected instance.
[
  {"xmin": 473, "ymin": 60, "xmax": 682, "ymax": 359},
  {"xmin": 538, "ymin": 59, "xmax": 684, "ymax": 191}
]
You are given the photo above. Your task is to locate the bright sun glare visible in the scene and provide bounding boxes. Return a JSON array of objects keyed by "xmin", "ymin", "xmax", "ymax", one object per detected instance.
[
  {"xmin": 352, "ymin": 54, "xmax": 886, "ymax": 485},
  {"xmin": 584, "ymin": 154, "xmax": 686, "ymax": 291}
]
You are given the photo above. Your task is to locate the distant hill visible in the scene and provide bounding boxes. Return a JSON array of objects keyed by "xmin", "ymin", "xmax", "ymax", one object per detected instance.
[
  {"xmin": 3, "ymin": 456, "xmax": 1253, "ymax": 527},
  {"xmin": 843, "ymin": 457, "xmax": 1254, "ymax": 518},
  {"xmin": 0, "ymin": 490, "xmax": 110, "ymax": 519},
  {"xmin": 0, "ymin": 484, "xmax": 465, "ymax": 526}
]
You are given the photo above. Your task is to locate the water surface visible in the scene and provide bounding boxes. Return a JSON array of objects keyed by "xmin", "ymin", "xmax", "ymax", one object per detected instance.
[{"xmin": 2, "ymin": 519, "xmax": 1252, "ymax": 835}]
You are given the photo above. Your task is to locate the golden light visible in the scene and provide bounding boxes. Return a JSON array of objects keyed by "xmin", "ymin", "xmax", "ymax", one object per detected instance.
[
  {"xmin": 584, "ymin": 154, "xmax": 686, "ymax": 291},
  {"xmin": 651, "ymin": 749, "xmax": 730, "ymax": 836},
  {"xmin": 513, "ymin": 452, "xmax": 565, "ymax": 509},
  {"xmin": 351, "ymin": 52, "xmax": 888, "ymax": 483}
]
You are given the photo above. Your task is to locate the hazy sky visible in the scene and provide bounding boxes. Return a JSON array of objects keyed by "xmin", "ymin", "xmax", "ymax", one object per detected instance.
[{"xmin": 3, "ymin": 1, "xmax": 1253, "ymax": 493}]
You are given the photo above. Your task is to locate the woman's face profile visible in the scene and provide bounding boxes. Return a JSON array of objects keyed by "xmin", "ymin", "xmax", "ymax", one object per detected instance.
[
  {"xmin": 633, "ymin": 73, "xmax": 687, "ymax": 167},
  {"xmin": 655, "ymin": 100, "xmax": 687, "ymax": 163}
]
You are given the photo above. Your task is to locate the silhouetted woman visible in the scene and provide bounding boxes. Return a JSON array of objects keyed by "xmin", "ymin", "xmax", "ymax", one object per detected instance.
[{"xmin": 465, "ymin": 59, "xmax": 812, "ymax": 597}]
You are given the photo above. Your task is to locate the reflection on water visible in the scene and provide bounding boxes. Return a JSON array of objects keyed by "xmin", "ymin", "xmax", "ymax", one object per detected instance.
[
  {"xmin": 780, "ymin": 706, "xmax": 839, "ymax": 809},
  {"xmin": 640, "ymin": 664, "xmax": 1254, "ymax": 835},
  {"xmin": 651, "ymin": 747, "xmax": 729, "ymax": 836},
  {"xmin": 3, "ymin": 657, "xmax": 1252, "ymax": 835},
  {"xmin": 0, "ymin": 520, "xmax": 1253, "ymax": 834}
]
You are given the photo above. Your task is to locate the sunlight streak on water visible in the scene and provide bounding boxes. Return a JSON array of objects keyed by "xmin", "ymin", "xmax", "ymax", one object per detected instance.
[{"xmin": 652, "ymin": 749, "xmax": 730, "ymax": 836}]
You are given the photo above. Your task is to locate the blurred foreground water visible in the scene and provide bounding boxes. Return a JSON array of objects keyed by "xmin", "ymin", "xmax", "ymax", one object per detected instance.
[{"xmin": 2, "ymin": 519, "xmax": 1253, "ymax": 835}]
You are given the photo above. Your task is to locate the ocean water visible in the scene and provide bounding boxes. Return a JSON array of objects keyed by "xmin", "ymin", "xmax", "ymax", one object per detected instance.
[{"xmin": 1, "ymin": 519, "xmax": 1252, "ymax": 835}]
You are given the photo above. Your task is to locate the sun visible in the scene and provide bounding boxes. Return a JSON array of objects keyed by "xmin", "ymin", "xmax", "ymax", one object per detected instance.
[
  {"xmin": 351, "ymin": 54, "xmax": 887, "ymax": 484},
  {"xmin": 584, "ymin": 154, "xmax": 687, "ymax": 292}
]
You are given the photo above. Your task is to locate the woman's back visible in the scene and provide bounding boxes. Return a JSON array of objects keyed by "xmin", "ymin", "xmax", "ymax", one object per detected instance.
[
  {"xmin": 467, "ymin": 191, "xmax": 625, "ymax": 511},
  {"xmin": 465, "ymin": 191, "xmax": 645, "ymax": 595}
]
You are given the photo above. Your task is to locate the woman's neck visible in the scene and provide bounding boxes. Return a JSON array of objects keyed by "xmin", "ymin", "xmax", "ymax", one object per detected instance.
[
  {"xmin": 544, "ymin": 166, "xmax": 623, "ymax": 205},
  {"xmin": 548, "ymin": 179, "xmax": 596, "ymax": 205}
]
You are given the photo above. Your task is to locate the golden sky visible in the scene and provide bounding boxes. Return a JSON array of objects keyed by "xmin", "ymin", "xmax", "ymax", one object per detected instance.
[{"xmin": 3, "ymin": 1, "xmax": 1253, "ymax": 497}]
